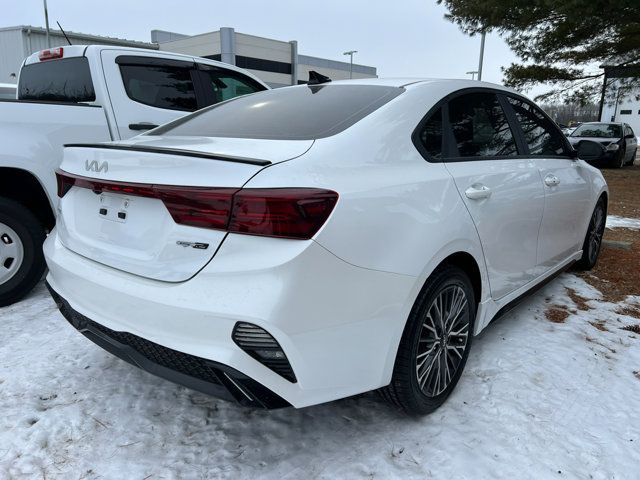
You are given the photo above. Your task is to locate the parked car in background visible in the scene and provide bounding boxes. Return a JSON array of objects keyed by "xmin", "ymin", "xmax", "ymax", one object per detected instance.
[
  {"xmin": 568, "ymin": 122, "xmax": 637, "ymax": 168},
  {"xmin": 0, "ymin": 83, "xmax": 16, "ymax": 99},
  {"xmin": 46, "ymin": 79, "xmax": 608, "ymax": 415},
  {"xmin": 0, "ymin": 45, "xmax": 267, "ymax": 307}
]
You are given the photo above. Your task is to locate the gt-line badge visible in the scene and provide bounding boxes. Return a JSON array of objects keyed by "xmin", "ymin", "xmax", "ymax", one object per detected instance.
[{"xmin": 176, "ymin": 241, "xmax": 209, "ymax": 250}]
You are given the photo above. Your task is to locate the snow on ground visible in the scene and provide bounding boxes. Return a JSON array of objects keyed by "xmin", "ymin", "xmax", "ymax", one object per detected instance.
[
  {"xmin": 1, "ymin": 277, "xmax": 639, "ymax": 480},
  {"xmin": 606, "ymin": 215, "xmax": 640, "ymax": 230}
]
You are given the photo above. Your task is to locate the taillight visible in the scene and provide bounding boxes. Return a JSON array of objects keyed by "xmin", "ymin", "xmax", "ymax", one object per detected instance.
[
  {"xmin": 229, "ymin": 189, "xmax": 338, "ymax": 239},
  {"xmin": 55, "ymin": 170, "xmax": 338, "ymax": 240},
  {"xmin": 39, "ymin": 47, "xmax": 64, "ymax": 61}
]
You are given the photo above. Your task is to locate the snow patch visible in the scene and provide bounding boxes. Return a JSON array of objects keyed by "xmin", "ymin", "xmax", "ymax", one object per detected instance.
[
  {"xmin": 1, "ymin": 278, "xmax": 639, "ymax": 479},
  {"xmin": 606, "ymin": 215, "xmax": 640, "ymax": 230}
]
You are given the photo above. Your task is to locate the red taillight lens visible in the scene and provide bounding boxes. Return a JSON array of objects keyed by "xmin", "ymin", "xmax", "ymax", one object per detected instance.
[
  {"xmin": 229, "ymin": 189, "xmax": 338, "ymax": 239},
  {"xmin": 55, "ymin": 171, "xmax": 338, "ymax": 239},
  {"xmin": 39, "ymin": 47, "xmax": 64, "ymax": 61},
  {"xmin": 158, "ymin": 188, "xmax": 236, "ymax": 230}
]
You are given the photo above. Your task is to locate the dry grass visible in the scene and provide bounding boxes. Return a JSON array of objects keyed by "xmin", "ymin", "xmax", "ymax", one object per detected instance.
[
  {"xmin": 545, "ymin": 307, "xmax": 569, "ymax": 323},
  {"xmin": 621, "ymin": 324, "xmax": 640, "ymax": 335},
  {"xmin": 576, "ymin": 162, "xmax": 640, "ymax": 302},
  {"xmin": 616, "ymin": 305, "xmax": 640, "ymax": 320},
  {"xmin": 566, "ymin": 287, "xmax": 592, "ymax": 311},
  {"xmin": 589, "ymin": 321, "xmax": 608, "ymax": 332}
]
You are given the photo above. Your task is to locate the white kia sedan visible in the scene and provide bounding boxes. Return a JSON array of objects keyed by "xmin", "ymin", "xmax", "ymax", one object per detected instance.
[{"xmin": 44, "ymin": 79, "xmax": 608, "ymax": 414}]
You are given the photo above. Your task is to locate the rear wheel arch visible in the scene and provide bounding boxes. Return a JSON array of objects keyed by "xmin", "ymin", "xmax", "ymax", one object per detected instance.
[
  {"xmin": 438, "ymin": 252, "xmax": 482, "ymax": 307},
  {"xmin": 0, "ymin": 167, "xmax": 55, "ymax": 231}
]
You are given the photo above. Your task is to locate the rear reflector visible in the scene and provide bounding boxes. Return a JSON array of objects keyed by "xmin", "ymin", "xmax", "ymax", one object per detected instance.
[
  {"xmin": 56, "ymin": 170, "xmax": 338, "ymax": 239},
  {"xmin": 232, "ymin": 322, "xmax": 297, "ymax": 382},
  {"xmin": 39, "ymin": 47, "xmax": 64, "ymax": 61}
]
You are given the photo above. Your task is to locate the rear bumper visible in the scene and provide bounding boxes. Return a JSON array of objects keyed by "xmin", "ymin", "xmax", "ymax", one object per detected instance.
[
  {"xmin": 44, "ymin": 231, "xmax": 417, "ymax": 408},
  {"xmin": 47, "ymin": 283, "xmax": 290, "ymax": 409}
]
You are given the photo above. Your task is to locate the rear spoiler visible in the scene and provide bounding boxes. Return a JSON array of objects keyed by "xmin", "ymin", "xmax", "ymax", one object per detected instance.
[{"xmin": 63, "ymin": 143, "xmax": 272, "ymax": 167}]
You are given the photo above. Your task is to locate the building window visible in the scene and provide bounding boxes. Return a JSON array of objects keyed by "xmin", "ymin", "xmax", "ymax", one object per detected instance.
[
  {"xmin": 620, "ymin": 109, "xmax": 632, "ymax": 115},
  {"xmin": 205, "ymin": 54, "xmax": 292, "ymax": 75}
]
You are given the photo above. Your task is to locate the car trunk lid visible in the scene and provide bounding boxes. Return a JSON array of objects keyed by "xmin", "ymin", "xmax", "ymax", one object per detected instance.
[{"xmin": 56, "ymin": 137, "xmax": 313, "ymax": 282}]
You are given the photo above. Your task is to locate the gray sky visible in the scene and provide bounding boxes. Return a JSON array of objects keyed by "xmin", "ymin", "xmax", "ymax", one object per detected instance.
[{"xmin": 7, "ymin": 0, "xmax": 540, "ymax": 94}]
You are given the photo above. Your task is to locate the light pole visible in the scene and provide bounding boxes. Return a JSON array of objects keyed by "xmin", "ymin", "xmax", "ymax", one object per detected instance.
[
  {"xmin": 466, "ymin": 71, "xmax": 478, "ymax": 80},
  {"xmin": 477, "ymin": 30, "xmax": 486, "ymax": 81},
  {"xmin": 343, "ymin": 50, "xmax": 357, "ymax": 79},
  {"xmin": 43, "ymin": 0, "xmax": 51, "ymax": 48}
]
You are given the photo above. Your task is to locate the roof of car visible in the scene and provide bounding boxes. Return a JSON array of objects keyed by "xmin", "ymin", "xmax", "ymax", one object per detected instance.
[{"xmin": 323, "ymin": 77, "xmax": 519, "ymax": 94}]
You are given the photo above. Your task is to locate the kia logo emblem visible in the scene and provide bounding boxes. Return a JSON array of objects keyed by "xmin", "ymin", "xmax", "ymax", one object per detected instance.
[{"xmin": 85, "ymin": 160, "xmax": 108, "ymax": 173}]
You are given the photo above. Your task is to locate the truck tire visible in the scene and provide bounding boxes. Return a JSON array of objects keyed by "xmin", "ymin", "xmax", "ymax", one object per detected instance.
[{"xmin": 0, "ymin": 197, "xmax": 47, "ymax": 307}]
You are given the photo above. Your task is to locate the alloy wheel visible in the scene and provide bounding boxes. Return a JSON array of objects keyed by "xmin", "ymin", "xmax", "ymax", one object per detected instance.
[
  {"xmin": 0, "ymin": 222, "xmax": 24, "ymax": 285},
  {"xmin": 588, "ymin": 204, "xmax": 605, "ymax": 265},
  {"xmin": 416, "ymin": 285, "xmax": 470, "ymax": 397}
]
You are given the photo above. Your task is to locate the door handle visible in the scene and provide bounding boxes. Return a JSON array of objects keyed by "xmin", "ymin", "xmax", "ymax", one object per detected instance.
[
  {"xmin": 129, "ymin": 122, "xmax": 159, "ymax": 131},
  {"xmin": 465, "ymin": 184, "xmax": 492, "ymax": 200},
  {"xmin": 544, "ymin": 174, "xmax": 560, "ymax": 187}
]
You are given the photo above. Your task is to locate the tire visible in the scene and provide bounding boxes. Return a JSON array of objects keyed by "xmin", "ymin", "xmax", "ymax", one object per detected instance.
[
  {"xmin": 381, "ymin": 265, "xmax": 476, "ymax": 415},
  {"xmin": 575, "ymin": 198, "xmax": 606, "ymax": 271},
  {"xmin": 626, "ymin": 148, "xmax": 637, "ymax": 166},
  {"xmin": 0, "ymin": 197, "xmax": 47, "ymax": 307}
]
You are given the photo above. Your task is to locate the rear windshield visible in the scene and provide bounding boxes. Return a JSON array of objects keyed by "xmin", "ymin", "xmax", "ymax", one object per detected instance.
[
  {"xmin": 18, "ymin": 57, "xmax": 96, "ymax": 103},
  {"xmin": 150, "ymin": 84, "xmax": 403, "ymax": 140},
  {"xmin": 571, "ymin": 123, "xmax": 621, "ymax": 139}
]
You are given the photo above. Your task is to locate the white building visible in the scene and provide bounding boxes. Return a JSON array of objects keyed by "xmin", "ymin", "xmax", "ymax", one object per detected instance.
[
  {"xmin": 153, "ymin": 28, "xmax": 377, "ymax": 88},
  {"xmin": 599, "ymin": 64, "xmax": 640, "ymax": 134},
  {"xmin": 0, "ymin": 25, "xmax": 377, "ymax": 89}
]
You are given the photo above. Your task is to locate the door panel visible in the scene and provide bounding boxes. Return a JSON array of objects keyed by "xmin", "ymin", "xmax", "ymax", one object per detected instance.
[
  {"xmin": 536, "ymin": 159, "xmax": 592, "ymax": 269},
  {"xmin": 446, "ymin": 160, "xmax": 545, "ymax": 299},
  {"xmin": 442, "ymin": 92, "xmax": 544, "ymax": 300},
  {"xmin": 503, "ymin": 95, "xmax": 592, "ymax": 271}
]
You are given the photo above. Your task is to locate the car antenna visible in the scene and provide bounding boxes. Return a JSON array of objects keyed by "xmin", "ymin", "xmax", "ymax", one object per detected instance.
[
  {"xmin": 56, "ymin": 21, "xmax": 73, "ymax": 45},
  {"xmin": 308, "ymin": 71, "xmax": 331, "ymax": 85}
]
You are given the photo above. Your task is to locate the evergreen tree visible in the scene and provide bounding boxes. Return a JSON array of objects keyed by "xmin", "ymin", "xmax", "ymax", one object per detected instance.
[{"xmin": 438, "ymin": 0, "xmax": 640, "ymax": 104}]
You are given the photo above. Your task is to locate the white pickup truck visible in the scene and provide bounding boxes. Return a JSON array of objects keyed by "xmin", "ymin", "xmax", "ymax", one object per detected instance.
[{"xmin": 0, "ymin": 45, "xmax": 268, "ymax": 306}]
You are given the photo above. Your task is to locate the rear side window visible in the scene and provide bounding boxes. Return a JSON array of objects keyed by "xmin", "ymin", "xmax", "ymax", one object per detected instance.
[
  {"xmin": 18, "ymin": 57, "xmax": 96, "ymax": 102},
  {"xmin": 418, "ymin": 107, "xmax": 443, "ymax": 159},
  {"xmin": 507, "ymin": 97, "xmax": 569, "ymax": 156},
  {"xmin": 197, "ymin": 64, "xmax": 265, "ymax": 104},
  {"xmin": 119, "ymin": 64, "xmax": 197, "ymax": 112},
  {"xmin": 448, "ymin": 93, "xmax": 518, "ymax": 157},
  {"xmin": 151, "ymin": 85, "xmax": 403, "ymax": 140}
]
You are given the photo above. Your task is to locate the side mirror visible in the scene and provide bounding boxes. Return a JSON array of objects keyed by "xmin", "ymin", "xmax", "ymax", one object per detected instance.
[
  {"xmin": 625, "ymin": 133, "xmax": 635, "ymax": 139},
  {"xmin": 575, "ymin": 140, "xmax": 605, "ymax": 162}
]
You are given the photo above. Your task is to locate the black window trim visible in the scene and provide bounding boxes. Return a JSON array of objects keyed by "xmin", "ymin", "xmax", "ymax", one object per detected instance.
[{"xmin": 412, "ymin": 87, "xmax": 574, "ymax": 163}]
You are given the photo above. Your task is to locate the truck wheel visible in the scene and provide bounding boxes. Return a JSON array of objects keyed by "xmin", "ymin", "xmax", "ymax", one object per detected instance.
[{"xmin": 0, "ymin": 198, "xmax": 47, "ymax": 307}]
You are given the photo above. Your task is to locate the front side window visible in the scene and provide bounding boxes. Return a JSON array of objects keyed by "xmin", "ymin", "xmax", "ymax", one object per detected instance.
[
  {"xmin": 119, "ymin": 64, "xmax": 197, "ymax": 111},
  {"xmin": 507, "ymin": 97, "xmax": 569, "ymax": 156},
  {"xmin": 18, "ymin": 57, "xmax": 95, "ymax": 102},
  {"xmin": 625, "ymin": 125, "xmax": 634, "ymax": 137},
  {"xmin": 418, "ymin": 107, "xmax": 443, "ymax": 159},
  {"xmin": 448, "ymin": 93, "xmax": 518, "ymax": 158},
  {"xmin": 197, "ymin": 65, "xmax": 266, "ymax": 105}
]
